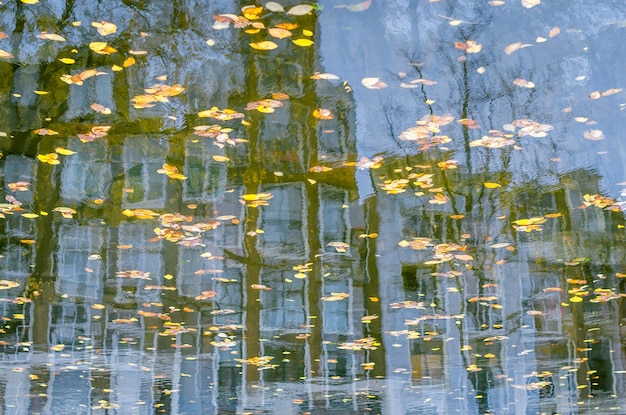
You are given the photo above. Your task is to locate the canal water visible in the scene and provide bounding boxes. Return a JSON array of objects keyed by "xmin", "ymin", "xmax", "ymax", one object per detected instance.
[{"xmin": 1, "ymin": 0, "xmax": 626, "ymax": 413}]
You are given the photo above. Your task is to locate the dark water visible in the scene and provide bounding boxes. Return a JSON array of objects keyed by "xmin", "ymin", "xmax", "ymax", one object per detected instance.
[{"xmin": 1, "ymin": 0, "xmax": 626, "ymax": 414}]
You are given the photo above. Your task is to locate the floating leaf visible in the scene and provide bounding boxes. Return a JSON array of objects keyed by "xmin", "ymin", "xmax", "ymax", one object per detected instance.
[
  {"xmin": 334, "ymin": 0, "xmax": 371, "ymax": 11},
  {"xmin": 583, "ymin": 129, "xmax": 604, "ymax": 141},
  {"xmin": 265, "ymin": 1, "xmax": 285, "ymax": 12},
  {"xmin": 312, "ymin": 108, "xmax": 333, "ymax": 120},
  {"xmin": 292, "ymin": 38, "xmax": 314, "ymax": 47},
  {"xmin": 21, "ymin": 0, "xmax": 39, "ymax": 3},
  {"xmin": 0, "ymin": 50, "xmax": 14, "ymax": 59},
  {"xmin": 286, "ymin": 4, "xmax": 314, "ymax": 15},
  {"xmin": 58, "ymin": 57, "xmax": 75, "ymax": 64},
  {"xmin": 89, "ymin": 42, "xmax": 117, "ymax": 55},
  {"xmin": 37, "ymin": 153, "xmax": 60, "ymax": 165},
  {"xmin": 37, "ymin": 32, "xmax": 66, "ymax": 42},
  {"xmin": 268, "ymin": 27, "xmax": 292, "ymax": 39},
  {"xmin": 362, "ymin": 77, "xmax": 388, "ymax": 89},
  {"xmin": 92, "ymin": 20, "xmax": 117, "ymax": 36},
  {"xmin": 513, "ymin": 78, "xmax": 535, "ymax": 88},
  {"xmin": 311, "ymin": 72, "xmax": 340, "ymax": 80},
  {"xmin": 33, "ymin": 128, "xmax": 59, "ymax": 136},
  {"xmin": 521, "ymin": 0, "xmax": 540, "ymax": 8},
  {"xmin": 212, "ymin": 155, "xmax": 230, "ymax": 162},
  {"xmin": 484, "ymin": 182, "xmax": 502, "ymax": 188},
  {"xmin": 249, "ymin": 41, "xmax": 278, "ymax": 50},
  {"xmin": 55, "ymin": 147, "xmax": 76, "ymax": 155},
  {"xmin": 504, "ymin": 42, "xmax": 532, "ymax": 55}
]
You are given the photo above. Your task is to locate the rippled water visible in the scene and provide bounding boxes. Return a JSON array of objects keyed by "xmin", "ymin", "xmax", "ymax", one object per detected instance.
[{"xmin": 1, "ymin": 0, "xmax": 626, "ymax": 414}]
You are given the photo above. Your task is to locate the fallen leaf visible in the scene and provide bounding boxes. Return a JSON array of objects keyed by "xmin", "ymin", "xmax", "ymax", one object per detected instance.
[
  {"xmin": 265, "ymin": 1, "xmax": 285, "ymax": 12},
  {"xmin": 268, "ymin": 27, "xmax": 292, "ymax": 39},
  {"xmin": 521, "ymin": 0, "xmax": 540, "ymax": 8},
  {"xmin": 250, "ymin": 41, "xmax": 278, "ymax": 50},
  {"xmin": 362, "ymin": 77, "xmax": 388, "ymax": 89},
  {"xmin": 312, "ymin": 108, "xmax": 334, "ymax": 120},
  {"xmin": 292, "ymin": 38, "xmax": 314, "ymax": 47},
  {"xmin": 335, "ymin": 0, "xmax": 372, "ymax": 11},
  {"xmin": 583, "ymin": 129, "xmax": 604, "ymax": 140},
  {"xmin": 484, "ymin": 182, "xmax": 502, "ymax": 188},
  {"xmin": 0, "ymin": 50, "xmax": 14, "ymax": 59},
  {"xmin": 92, "ymin": 20, "xmax": 117, "ymax": 36},
  {"xmin": 504, "ymin": 42, "xmax": 532, "ymax": 55},
  {"xmin": 37, "ymin": 32, "xmax": 66, "ymax": 42},
  {"xmin": 286, "ymin": 4, "xmax": 314, "ymax": 16}
]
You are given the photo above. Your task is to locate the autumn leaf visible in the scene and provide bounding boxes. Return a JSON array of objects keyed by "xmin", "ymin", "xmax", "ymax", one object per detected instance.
[
  {"xmin": 0, "ymin": 50, "xmax": 14, "ymax": 59},
  {"xmin": 521, "ymin": 0, "xmax": 540, "ymax": 8},
  {"xmin": 513, "ymin": 78, "xmax": 535, "ymax": 88},
  {"xmin": 91, "ymin": 103, "xmax": 112, "ymax": 114},
  {"xmin": 37, "ymin": 32, "xmax": 66, "ymax": 42},
  {"xmin": 89, "ymin": 41, "xmax": 117, "ymax": 55},
  {"xmin": 583, "ymin": 129, "xmax": 604, "ymax": 140},
  {"xmin": 33, "ymin": 128, "xmax": 59, "ymax": 136},
  {"xmin": 250, "ymin": 41, "xmax": 278, "ymax": 50},
  {"xmin": 335, "ymin": 0, "xmax": 372, "ymax": 11},
  {"xmin": 37, "ymin": 153, "xmax": 60, "ymax": 165},
  {"xmin": 268, "ymin": 27, "xmax": 292, "ymax": 39},
  {"xmin": 286, "ymin": 4, "xmax": 314, "ymax": 15},
  {"xmin": 312, "ymin": 108, "xmax": 334, "ymax": 120},
  {"xmin": 484, "ymin": 182, "xmax": 501, "ymax": 188},
  {"xmin": 292, "ymin": 38, "xmax": 314, "ymax": 47},
  {"xmin": 265, "ymin": 1, "xmax": 285, "ymax": 12},
  {"xmin": 311, "ymin": 72, "xmax": 340, "ymax": 80},
  {"xmin": 362, "ymin": 77, "xmax": 388, "ymax": 89},
  {"xmin": 55, "ymin": 147, "xmax": 76, "ymax": 155},
  {"xmin": 58, "ymin": 57, "xmax": 75, "ymax": 64},
  {"xmin": 92, "ymin": 20, "xmax": 117, "ymax": 36},
  {"xmin": 504, "ymin": 42, "xmax": 532, "ymax": 55}
]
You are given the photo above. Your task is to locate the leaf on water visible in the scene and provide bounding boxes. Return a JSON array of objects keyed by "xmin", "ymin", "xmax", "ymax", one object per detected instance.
[
  {"xmin": 286, "ymin": 4, "xmax": 314, "ymax": 15},
  {"xmin": 89, "ymin": 41, "xmax": 117, "ymax": 55},
  {"xmin": 265, "ymin": 1, "xmax": 285, "ymax": 12},
  {"xmin": 212, "ymin": 155, "xmax": 230, "ymax": 162},
  {"xmin": 37, "ymin": 153, "xmax": 60, "ymax": 165},
  {"xmin": 521, "ymin": 0, "xmax": 540, "ymax": 8},
  {"xmin": 0, "ymin": 50, "xmax": 14, "ymax": 59},
  {"xmin": 92, "ymin": 20, "xmax": 117, "ymax": 36},
  {"xmin": 362, "ymin": 77, "xmax": 388, "ymax": 89},
  {"xmin": 251, "ymin": 284, "xmax": 272, "ymax": 290},
  {"xmin": 53, "ymin": 206, "xmax": 77, "ymax": 218},
  {"xmin": 583, "ymin": 129, "xmax": 604, "ymax": 140},
  {"xmin": 54, "ymin": 147, "xmax": 76, "ymax": 155},
  {"xmin": 36, "ymin": 32, "xmax": 66, "ymax": 42},
  {"xmin": 454, "ymin": 254, "xmax": 474, "ymax": 261},
  {"xmin": 312, "ymin": 108, "xmax": 334, "ymax": 120},
  {"xmin": 22, "ymin": 213, "xmax": 39, "ymax": 219},
  {"xmin": 21, "ymin": 0, "xmax": 39, "ymax": 3},
  {"xmin": 335, "ymin": 0, "xmax": 372, "ymax": 12},
  {"xmin": 455, "ymin": 40, "xmax": 482, "ymax": 53},
  {"xmin": 513, "ymin": 78, "xmax": 535, "ymax": 88},
  {"xmin": 198, "ymin": 107, "xmax": 244, "ymax": 120},
  {"xmin": 490, "ymin": 242, "xmax": 511, "ymax": 248},
  {"xmin": 504, "ymin": 42, "xmax": 532, "ymax": 55},
  {"xmin": 311, "ymin": 72, "xmax": 340, "ymax": 80},
  {"xmin": 484, "ymin": 182, "xmax": 501, "ymax": 188},
  {"xmin": 33, "ymin": 128, "xmax": 59, "ymax": 136},
  {"xmin": 292, "ymin": 38, "xmax": 314, "ymax": 47},
  {"xmin": 58, "ymin": 57, "xmax": 75, "ymax": 64},
  {"xmin": 242, "ymin": 5, "xmax": 264, "ymax": 20},
  {"xmin": 91, "ymin": 103, "xmax": 112, "ymax": 114},
  {"xmin": 548, "ymin": 27, "xmax": 560, "ymax": 37},
  {"xmin": 157, "ymin": 164, "xmax": 187, "ymax": 180},
  {"xmin": 123, "ymin": 57, "xmax": 135, "ymax": 68},
  {"xmin": 249, "ymin": 41, "xmax": 278, "ymax": 50},
  {"xmin": 309, "ymin": 165, "xmax": 333, "ymax": 172},
  {"xmin": 268, "ymin": 27, "xmax": 292, "ymax": 39}
]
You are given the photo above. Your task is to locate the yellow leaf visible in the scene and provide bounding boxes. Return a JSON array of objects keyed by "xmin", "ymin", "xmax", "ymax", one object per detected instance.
[
  {"xmin": 570, "ymin": 296, "xmax": 583, "ymax": 303},
  {"xmin": 21, "ymin": 0, "xmax": 39, "ymax": 3},
  {"xmin": 89, "ymin": 42, "xmax": 117, "ymax": 55},
  {"xmin": 59, "ymin": 57, "xmax": 75, "ymax": 64},
  {"xmin": 92, "ymin": 20, "xmax": 117, "ymax": 36},
  {"xmin": 55, "ymin": 147, "xmax": 76, "ymax": 155},
  {"xmin": 212, "ymin": 155, "xmax": 230, "ymax": 162},
  {"xmin": 37, "ymin": 153, "xmax": 60, "ymax": 165},
  {"xmin": 256, "ymin": 105, "xmax": 275, "ymax": 113},
  {"xmin": 302, "ymin": 29, "xmax": 313, "ymax": 36},
  {"xmin": 22, "ymin": 213, "xmax": 39, "ymax": 219},
  {"xmin": 123, "ymin": 57, "xmax": 135, "ymax": 68},
  {"xmin": 484, "ymin": 182, "xmax": 501, "ymax": 188},
  {"xmin": 34, "ymin": 90, "xmax": 48, "ymax": 95},
  {"xmin": 111, "ymin": 64, "xmax": 123, "ymax": 71},
  {"xmin": 250, "ymin": 41, "xmax": 278, "ymax": 50},
  {"xmin": 292, "ymin": 38, "xmax": 314, "ymax": 47}
]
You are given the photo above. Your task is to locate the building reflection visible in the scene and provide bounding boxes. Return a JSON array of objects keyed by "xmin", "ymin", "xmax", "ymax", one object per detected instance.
[{"xmin": 0, "ymin": 1, "xmax": 626, "ymax": 414}]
